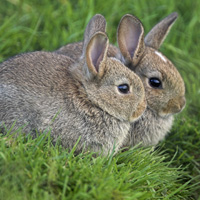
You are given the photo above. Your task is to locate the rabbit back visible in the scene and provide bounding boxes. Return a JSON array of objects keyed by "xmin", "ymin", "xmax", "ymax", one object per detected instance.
[
  {"xmin": 0, "ymin": 52, "xmax": 74, "ymax": 134},
  {"xmin": 0, "ymin": 51, "xmax": 129, "ymax": 153}
]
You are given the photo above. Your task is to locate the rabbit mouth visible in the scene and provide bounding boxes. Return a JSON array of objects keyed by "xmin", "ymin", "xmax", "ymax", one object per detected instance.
[
  {"xmin": 146, "ymin": 104, "xmax": 183, "ymax": 119},
  {"xmin": 158, "ymin": 108, "xmax": 184, "ymax": 119},
  {"xmin": 159, "ymin": 104, "xmax": 186, "ymax": 118}
]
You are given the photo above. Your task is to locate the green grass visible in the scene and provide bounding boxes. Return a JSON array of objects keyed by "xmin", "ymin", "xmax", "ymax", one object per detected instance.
[
  {"xmin": 0, "ymin": 132, "xmax": 193, "ymax": 200},
  {"xmin": 0, "ymin": 0, "xmax": 200, "ymax": 199}
]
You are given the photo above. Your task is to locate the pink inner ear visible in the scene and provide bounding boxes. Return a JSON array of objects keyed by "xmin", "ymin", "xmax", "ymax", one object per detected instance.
[
  {"xmin": 126, "ymin": 24, "xmax": 142, "ymax": 58},
  {"xmin": 91, "ymin": 45, "xmax": 102, "ymax": 72},
  {"xmin": 90, "ymin": 36, "xmax": 107, "ymax": 73}
]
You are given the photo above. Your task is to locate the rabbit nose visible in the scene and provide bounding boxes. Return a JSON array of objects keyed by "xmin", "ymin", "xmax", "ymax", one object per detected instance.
[
  {"xmin": 168, "ymin": 96, "xmax": 186, "ymax": 114},
  {"xmin": 178, "ymin": 96, "xmax": 186, "ymax": 112},
  {"xmin": 161, "ymin": 96, "xmax": 186, "ymax": 116}
]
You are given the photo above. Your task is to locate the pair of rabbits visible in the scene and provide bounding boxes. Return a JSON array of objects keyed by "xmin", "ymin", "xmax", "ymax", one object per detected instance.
[{"xmin": 0, "ymin": 12, "xmax": 185, "ymax": 155}]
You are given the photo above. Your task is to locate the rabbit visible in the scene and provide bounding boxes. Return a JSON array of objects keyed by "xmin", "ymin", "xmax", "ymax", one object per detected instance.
[
  {"xmin": 117, "ymin": 13, "xmax": 186, "ymax": 147},
  {"xmin": 0, "ymin": 15, "xmax": 146, "ymax": 155},
  {"xmin": 55, "ymin": 12, "xmax": 186, "ymax": 147}
]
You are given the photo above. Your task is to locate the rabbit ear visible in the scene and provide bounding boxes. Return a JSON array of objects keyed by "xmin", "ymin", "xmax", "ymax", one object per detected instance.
[
  {"xmin": 144, "ymin": 12, "xmax": 178, "ymax": 50},
  {"xmin": 117, "ymin": 14, "xmax": 145, "ymax": 67},
  {"xmin": 85, "ymin": 32, "xmax": 108, "ymax": 78},
  {"xmin": 82, "ymin": 14, "xmax": 106, "ymax": 56}
]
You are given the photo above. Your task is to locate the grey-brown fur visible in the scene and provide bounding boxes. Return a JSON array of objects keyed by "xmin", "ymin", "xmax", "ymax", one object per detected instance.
[
  {"xmin": 118, "ymin": 13, "xmax": 185, "ymax": 147},
  {"xmin": 55, "ymin": 13, "xmax": 186, "ymax": 147},
  {"xmin": 0, "ymin": 15, "xmax": 146, "ymax": 155}
]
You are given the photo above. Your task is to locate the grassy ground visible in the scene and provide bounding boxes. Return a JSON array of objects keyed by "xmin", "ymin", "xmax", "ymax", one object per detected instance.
[
  {"xmin": 0, "ymin": 132, "xmax": 193, "ymax": 200},
  {"xmin": 0, "ymin": 0, "xmax": 200, "ymax": 199}
]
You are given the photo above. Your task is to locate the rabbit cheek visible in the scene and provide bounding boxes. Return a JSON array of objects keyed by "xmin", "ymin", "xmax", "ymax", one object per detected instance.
[
  {"xmin": 130, "ymin": 98, "xmax": 146, "ymax": 122},
  {"xmin": 145, "ymin": 88, "xmax": 163, "ymax": 106}
]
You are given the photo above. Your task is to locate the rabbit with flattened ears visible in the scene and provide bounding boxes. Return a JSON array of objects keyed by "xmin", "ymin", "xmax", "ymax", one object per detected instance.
[
  {"xmin": 56, "ymin": 12, "xmax": 186, "ymax": 147},
  {"xmin": 0, "ymin": 15, "xmax": 146, "ymax": 155}
]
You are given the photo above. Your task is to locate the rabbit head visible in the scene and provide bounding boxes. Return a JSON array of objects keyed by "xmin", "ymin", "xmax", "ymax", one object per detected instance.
[
  {"xmin": 74, "ymin": 18, "xmax": 146, "ymax": 123},
  {"xmin": 117, "ymin": 13, "xmax": 185, "ymax": 118}
]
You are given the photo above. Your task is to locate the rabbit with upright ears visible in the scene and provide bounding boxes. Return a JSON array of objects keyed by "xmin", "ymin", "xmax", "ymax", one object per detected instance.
[
  {"xmin": 55, "ymin": 12, "xmax": 186, "ymax": 147},
  {"xmin": 0, "ymin": 14, "xmax": 146, "ymax": 155},
  {"xmin": 117, "ymin": 12, "xmax": 186, "ymax": 147}
]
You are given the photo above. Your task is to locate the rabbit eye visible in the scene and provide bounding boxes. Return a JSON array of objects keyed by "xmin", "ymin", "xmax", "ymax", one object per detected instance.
[
  {"xmin": 149, "ymin": 78, "xmax": 162, "ymax": 89},
  {"xmin": 118, "ymin": 84, "xmax": 130, "ymax": 94}
]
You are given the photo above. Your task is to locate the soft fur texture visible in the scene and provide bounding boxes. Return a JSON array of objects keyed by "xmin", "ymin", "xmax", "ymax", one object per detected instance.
[
  {"xmin": 0, "ymin": 15, "xmax": 146, "ymax": 155},
  {"xmin": 124, "ymin": 108, "xmax": 173, "ymax": 146},
  {"xmin": 117, "ymin": 13, "xmax": 185, "ymax": 147},
  {"xmin": 55, "ymin": 12, "xmax": 186, "ymax": 147}
]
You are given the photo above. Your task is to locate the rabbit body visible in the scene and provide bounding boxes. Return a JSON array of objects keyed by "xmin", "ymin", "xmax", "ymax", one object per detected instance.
[
  {"xmin": 0, "ymin": 50, "xmax": 145, "ymax": 154},
  {"xmin": 0, "ymin": 14, "xmax": 146, "ymax": 155},
  {"xmin": 56, "ymin": 42, "xmax": 83, "ymax": 60},
  {"xmin": 0, "ymin": 52, "xmax": 75, "ymax": 136}
]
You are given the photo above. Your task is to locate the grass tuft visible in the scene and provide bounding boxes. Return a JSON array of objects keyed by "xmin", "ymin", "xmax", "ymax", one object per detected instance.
[{"xmin": 0, "ymin": 131, "xmax": 194, "ymax": 200}]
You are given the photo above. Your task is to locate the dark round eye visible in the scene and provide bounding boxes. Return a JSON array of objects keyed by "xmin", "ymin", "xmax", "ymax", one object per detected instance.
[
  {"xmin": 118, "ymin": 84, "xmax": 130, "ymax": 94},
  {"xmin": 149, "ymin": 77, "xmax": 162, "ymax": 88}
]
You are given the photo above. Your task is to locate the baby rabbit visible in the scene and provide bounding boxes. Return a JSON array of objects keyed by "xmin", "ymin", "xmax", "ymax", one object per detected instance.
[
  {"xmin": 117, "ymin": 13, "xmax": 186, "ymax": 147},
  {"xmin": 55, "ymin": 12, "xmax": 186, "ymax": 147},
  {"xmin": 0, "ymin": 15, "xmax": 146, "ymax": 155}
]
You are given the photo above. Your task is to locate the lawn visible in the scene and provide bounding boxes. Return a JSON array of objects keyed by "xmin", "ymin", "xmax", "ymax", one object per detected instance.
[{"xmin": 0, "ymin": 0, "xmax": 200, "ymax": 199}]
